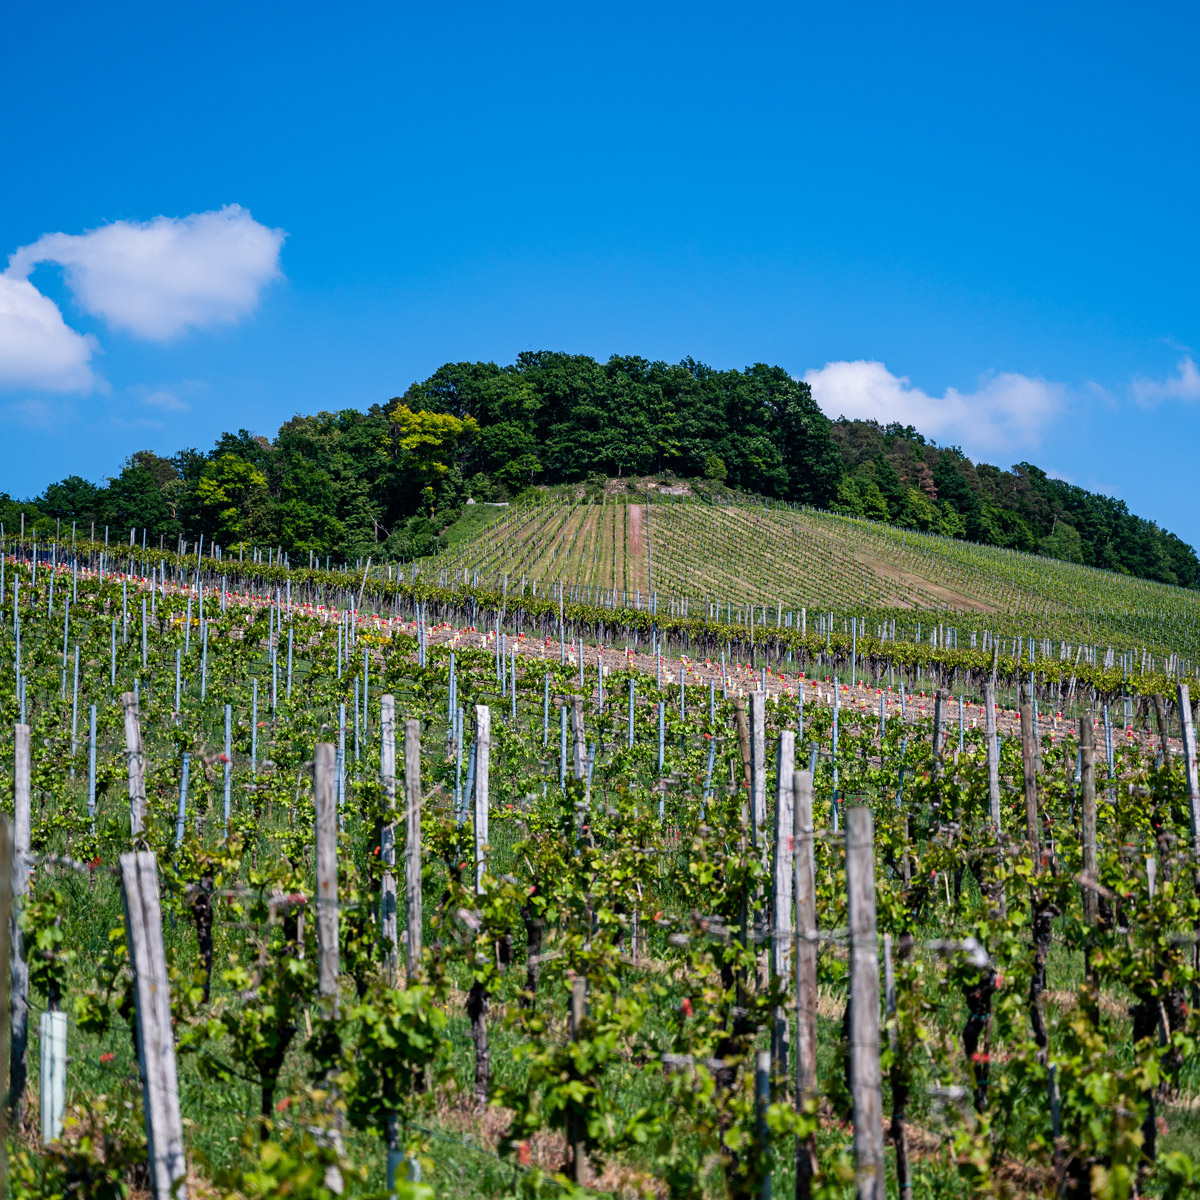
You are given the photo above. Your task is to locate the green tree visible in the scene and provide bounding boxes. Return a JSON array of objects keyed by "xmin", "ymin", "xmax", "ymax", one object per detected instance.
[
  {"xmin": 194, "ymin": 454, "xmax": 270, "ymax": 547},
  {"xmin": 102, "ymin": 457, "xmax": 181, "ymax": 539},
  {"xmin": 832, "ymin": 476, "xmax": 864, "ymax": 517},
  {"xmin": 860, "ymin": 478, "xmax": 891, "ymax": 522},
  {"xmin": 899, "ymin": 486, "xmax": 937, "ymax": 532},
  {"xmin": 1040, "ymin": 518, "xmax": 1084, "ymax": 564},
  {"xmin": 388, "ymin": 403, "xmax": 478, "ymax": 510},
  {"xmin": 37, "ymin": 476, "xmax": 102, "ymax": 528},
  {"xmin": 475, "ymin": 421, "xmax": 542, "ymax": 493}
]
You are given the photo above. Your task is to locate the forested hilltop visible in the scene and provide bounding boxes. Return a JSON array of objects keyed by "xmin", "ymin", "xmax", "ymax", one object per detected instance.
[{"xmin": 6, "ymin": 350, "xmax": 1197, "ymax": 587}]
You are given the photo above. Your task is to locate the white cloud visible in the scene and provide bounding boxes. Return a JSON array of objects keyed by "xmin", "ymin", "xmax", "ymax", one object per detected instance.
[
  {"xmin": 140, "ymin": 388, "xmax": 190, "ymax": 412},
  {"xmin": 7, "ymin": 204, "xmax": 285, "ymax": 341},
  {"xmin": 0, "ymin": 272, "xmax": 97, "ymax": 391},
  {"xmin": 1, "ymin": 397, "xmax": 63, "ymax": 430},
  {"xmin": 126, "ymin": 377, "xmax": 205, "ymax": 416},
  {"xmin": 802, "ymin": 360, "xmax": 1064, "ymax": 454},
  {"xmin": 1130, "ymin": 356, "xmax": 1200, "ymax": 406}
]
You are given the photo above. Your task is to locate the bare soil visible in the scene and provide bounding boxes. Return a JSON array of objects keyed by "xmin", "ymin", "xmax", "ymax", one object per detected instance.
[{"xmin": 854, "ymin": 549, "xmax": 996, "ymax": 614}]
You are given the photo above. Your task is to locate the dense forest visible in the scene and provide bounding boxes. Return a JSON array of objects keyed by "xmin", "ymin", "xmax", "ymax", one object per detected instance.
[{"xmin": 4, "ymin": 350, "xmax": 1197, "ymax": 587}]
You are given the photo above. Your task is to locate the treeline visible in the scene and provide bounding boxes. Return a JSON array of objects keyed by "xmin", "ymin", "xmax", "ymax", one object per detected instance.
[
  {"xmin": 828, "ymin": 419, "xmax": 1200, "ymax": 586},
  {"xmin": 4, "ymin": 350, "xmax": 1197, "ymax": 587}
]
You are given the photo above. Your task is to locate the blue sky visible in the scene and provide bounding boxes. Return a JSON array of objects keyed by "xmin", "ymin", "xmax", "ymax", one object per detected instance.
[{"xmin": 4, "ymin": 2, "xmax": 1200, "ymax": 544}]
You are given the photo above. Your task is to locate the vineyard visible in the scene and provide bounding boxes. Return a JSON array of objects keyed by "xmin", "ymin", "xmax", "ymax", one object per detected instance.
[
  {"xmin": 2, "ymin": 528, "xmax": 1200, "ymax": 1199},
  {"xmin": 426, "ymin": 491, "xmax": 1200, "ymax": 667}
]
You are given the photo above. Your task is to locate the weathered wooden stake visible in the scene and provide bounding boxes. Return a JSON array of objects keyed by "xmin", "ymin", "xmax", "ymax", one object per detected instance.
[
  {"xmin": 883, "ymin": 933, "xmax": 910, "ymax": 1198},
  {"xmin": 119, "ymin": 852, "xmax": 188, "ymax": 1199},
  {"xmin": 734, "ymin": 698, "xmax": 752, "ymax": 791},
  {"xmin": 474, "ymin": 706, "xmax": 491, "ymax": 894},
  {"xmin": 755, "ymin": 1047, "xmax": 772, "ymax": 1199},
  {"xmin": 405, "ymin": 719, "xmax": 423, "ymax": 981},
  {"xmin": 793, "ymin": 769, "xmax": 817, "ymax": 1200},
  {"xmin": 123, "ymin": 692, "xmax": 147, "ymax": 837},
  {"xmin": 846, "ymin": 806, "xmax": 884, "ymax": 1200},
  {"xmin": 771, "ymin": 730, "xmax": 795, "ymax": 1080},
  {"xmin": 1020, "ymin": 692, "xmax": 1039, "ymax": 862},
  {"xmin": 0, "ymin": 818, "xmax": 10, "ymax": 1193},
  {"xmin": 1080, "ymin": 717, "xmax": 1098, "ymax": 927},
  {"xmin": 749, "ymin": 691, "xmax": 767, "ymax": 864},
  {"xmin": 468, "ymin": 704, "xmax": 492, "ymax": 1109},
  {"xmin": 9, "ymin": 726, "xmax": 31, "ymax": 1121},
  {"xmin": 1178, "ymin": 684, "xmax": 1200, "ymax": 849},
  {"xmin": 569, "ymin": 977, "xmax": 588, "ymax": 1183},
  {"xmin": 984, "ymin": 682, "xmax": 1001, "ymax": 831},
  {"xmin": 571, "ymin": 696, "xmax": 586, "ymax": 781},
  {"xmin": 380, "ymin": 695, "xmax": 398, "ymax": 977},
  {"xmin": 313, "ymin": 743, "xmax": 339, "ymax": 1006},
  {"xmin": 932, "ymin": 688, "xmax": 946, "ymax": 764}
]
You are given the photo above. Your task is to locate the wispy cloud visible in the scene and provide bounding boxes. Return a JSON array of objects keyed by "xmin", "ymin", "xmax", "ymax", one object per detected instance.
[
  {"xmin": 802, "ymin": 360, "xmax": 1065, "ymax": 455},
  {"xmin": 1131, "ymin": 356, "xmax": 1200, "ymax": 406},
  {"xmin": 135, "ymin": 385, "xmax": 193, "ymax": 413},
  {"xmin": 0, "ymin": 396, "xmax": 66, "ymax": 431}
]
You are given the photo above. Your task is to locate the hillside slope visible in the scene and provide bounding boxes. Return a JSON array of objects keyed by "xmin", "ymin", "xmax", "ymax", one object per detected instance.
[
  {"xmin": 427, "ymin": 487, "xmax": 1200, "ymax": 660},
  {"xmin": 405, "ymin": 352, "xmax": 1200, "ymax": 588},
  {"xmin": 12, "ymin": 350, "xmax": 1196, "ymax": 591}
]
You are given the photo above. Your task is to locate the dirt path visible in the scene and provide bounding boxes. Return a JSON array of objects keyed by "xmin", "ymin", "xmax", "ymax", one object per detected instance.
[
  {"xmin": 627, "ymin": 501, "xmax": 643, "ymax": 557},
  {"xmin": 57, "ymin": 558, "xmax": 1156, "ymax": 752},
  {"xmin": 420, "ymin": 620, "xmax": 1156, "ymax": 750},
  {"xmin": 625, "ymin": 502, "xmax": 647, "ymax": 596},
  {"xmin": 854, "ymin": 549, "xmax": 995, "ymax": 613}
]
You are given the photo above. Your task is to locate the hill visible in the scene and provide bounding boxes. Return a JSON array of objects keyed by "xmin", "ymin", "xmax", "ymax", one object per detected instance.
[
  {"xmin": 6, "ymin": 350, "xmax": 1196, "ymax": 590},
  {"xmin": 405, "ymin": 353, "xmax": 1199, "ymax": 588},
  {"xmin": 427, "ymin": 483, "xmax": 1200, "ymax": 662}
]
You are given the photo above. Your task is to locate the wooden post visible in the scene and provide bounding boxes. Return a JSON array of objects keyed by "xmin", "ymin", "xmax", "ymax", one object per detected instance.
[
  {"xmin": 405, "ymin": 719, "xmax": 423, "ymax": 981},
  {"xmin": 119, "ymin": 852, "xmax": 188, "ymax": 1200},
  {"xmin": 984, "ymin": 682, "xmax": 1001, "ymax": 831},
  {"xmin": 1177, "ymin": 684, "xmax": 1200, "ymax": 849},
  {"xmin": 734, "ymin": 698, "xmax": 752, "ymax": 790},
  {"xmin": 755, "ymin": 1048, "xmax": 771, "ymax": 1198},
  {"xmin": 571, "ymin": 696, "xmax": 585, "ymax": 781},
  {"xmin": 793, "ymin": 769, "xmax": 817, "ymax": 1199},
  {"xmin": 1152, "ymin": 693, "xmax": 1172, "ymax": 761},
  {"xmin": 932, "ymin": 688, "xmax": 946, "ymax": 765},
  {"xmin": 749, "ymin": 691, "xmax": 767, "ymax": 863},
  {"xmin": 771, "ymin": 730, "xmax": 795, "ymax": 1079},
  {"xmin": 1020, "ymin": 693, "xmax": 1039, "ymax": 862},
  {"xmin": 9, "ymin": 726, "xmax": 30, "ymax": 1121},
  {"xmin": 123, "ymin": 692, "xmax": 147, "ymax": 837},
  {"xmin": 222, "ymin": 704, "xmax": 232, "ymax": 834},
  {"xmin": 313, "ymin": 743, "xmax": 339, "ymax": 1005},
  {"xmin": 569, "ymin": 977, "xmax": 588, "ymax": 1183},
  {"xmin": 1080, "ymin": 717, "xmax": 1097, "ymax": 926},
  {"xmin": 380, "ymin": 696, "xmax": 398, "ymax": 977},
  {"xmin": 474, "ymin": 706, "xmax": 490, "ymax": 894},
  {"xmin": 0, "ymin": 818, "xmax": 10, "ymax": 1194},
  {"xmin": 882, "ymin": 933, "xmax": 910, "ymax": 1197},
  {"xmin": 846, "ymin": 806, "xmax": 884, "ymax": 1200}
]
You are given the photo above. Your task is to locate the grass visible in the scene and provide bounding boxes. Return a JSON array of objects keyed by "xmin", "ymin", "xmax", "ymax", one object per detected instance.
[{"xmin": 439, "ymin": 502, "xmax": 509, "ymax": 552}]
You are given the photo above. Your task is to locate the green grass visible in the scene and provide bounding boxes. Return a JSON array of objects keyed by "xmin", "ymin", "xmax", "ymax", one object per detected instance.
[{"xmin": 439, "ymin": 502, "xmax": 509, "ymax": 552}]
